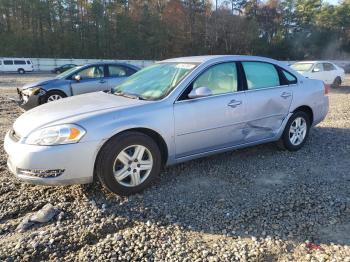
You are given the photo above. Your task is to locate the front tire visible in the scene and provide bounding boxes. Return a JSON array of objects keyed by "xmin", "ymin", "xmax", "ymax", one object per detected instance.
[
  {"xmin": 280, "ymin": 111, "xmax": 310, "ymax": 151},
  {"xmin": 43, "ymin": 90, "xmax": 66, "ymax": 103},
  {"xmin": 96, "ymin": 131, "xmax": 162, "ymax": 196},
  {"xmin": 18, "ymin": 68, "xmax": 25, "ymax": 74}
]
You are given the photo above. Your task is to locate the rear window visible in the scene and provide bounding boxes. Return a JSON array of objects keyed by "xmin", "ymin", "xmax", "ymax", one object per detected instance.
[
  {"xmin": 4, "ymin": 60, "xmax": 13, "ymax": 65},
  {"xmin": 323, "ymin": 63, "xmax": 336, "ymax": 71},
  {"xmin": 282, "ymin": 69, "xmax": 297, "ymax": 84},
  {"xmin": 14, "ymin": 60, "xmax": 26, "ymax": 65}
]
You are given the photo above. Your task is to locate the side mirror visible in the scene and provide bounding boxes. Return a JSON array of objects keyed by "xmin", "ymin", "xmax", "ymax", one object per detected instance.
[
  {"xmin": 73, "ymin": 75, "xmax": 81, "ymax": 81},
  {"xmin": 313, "ymin": 68, "xmax": 320, "ymax": 73},
  {"xmin": 188, "ymin": 86, "xmax": 213, "ymax": 99}
]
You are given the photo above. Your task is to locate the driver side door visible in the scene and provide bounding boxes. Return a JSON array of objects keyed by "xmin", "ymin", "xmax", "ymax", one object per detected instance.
[{"xmin": 70, "ymin": 65, "xmax": 108, "ymax": 95}]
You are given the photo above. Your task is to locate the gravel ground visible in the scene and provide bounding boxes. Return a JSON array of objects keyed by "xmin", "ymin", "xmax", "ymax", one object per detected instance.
[{"xmin": 0, "ymin": 73, "xmax": 350, "ymax": 261}]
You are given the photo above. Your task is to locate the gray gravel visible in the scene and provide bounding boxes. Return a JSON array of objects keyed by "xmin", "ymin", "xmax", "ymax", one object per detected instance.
[{"xmin": 0, "ymin": 74, "xmax": 350, "ymax": 261}]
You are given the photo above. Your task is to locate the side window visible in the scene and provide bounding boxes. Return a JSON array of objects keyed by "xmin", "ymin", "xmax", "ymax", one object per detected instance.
[
  {"xmin": 282, "ymin": 69, "xmax": 297, "ymax": 84},
  {"xmin": 26, "ymin": 60, "xmax": 31, "ymax": 64},
  {"xmin": 323, "ymin": 63, "xmax": 335, "ymax": 71},
  {"xmin": 127, "ymin": 68, "xmax": 137, "ymax": 76},
  {"xmin": 108, "ymin": 65, "xmax": 127, "ymax": 77},
  {"xmin": 77, "ymin": 66, "xmax": 104, "ymax": 79},
  {"xmin": 242, "ymin": 62, "xmax": 280, "ymax": 90},
  {"xmin": 192, "ymin": 62, "xmax": 238, "ymax": 95},
  {"xmin": 313, "ymin": 63, "xmax": 323, "ymax": 72},
  {"xmin": 14, "ymin": 60, "xmax": 26, "ymax": 65},
  {"xmin": 4, "ymin": 60, "xmax": 14, "ymax": 65}
]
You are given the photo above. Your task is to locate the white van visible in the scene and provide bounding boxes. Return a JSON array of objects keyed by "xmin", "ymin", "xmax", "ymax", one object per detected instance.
[{"xmin": 0, "ymin": 58, "xmax": 34, "ymax": 74}]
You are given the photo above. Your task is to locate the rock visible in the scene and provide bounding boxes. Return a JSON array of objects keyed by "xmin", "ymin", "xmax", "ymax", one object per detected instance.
[{"xmin": 30, "ymin": 204, "xmax": 58, "ymax": 223}]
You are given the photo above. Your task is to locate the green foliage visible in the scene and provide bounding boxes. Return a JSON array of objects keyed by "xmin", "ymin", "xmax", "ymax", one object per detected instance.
[{"xmin": 0, "ymin": 0, "xmax": 349, "ymax": 59}]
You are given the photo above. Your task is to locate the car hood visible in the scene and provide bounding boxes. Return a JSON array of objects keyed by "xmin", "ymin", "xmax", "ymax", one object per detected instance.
[
  {"xmin": 13, "ymin": 92, "xmax": 145, "ymax": 138},
  {"xmin": 22, "ymin": 78, "xmax": 61, "ymax": 89}
]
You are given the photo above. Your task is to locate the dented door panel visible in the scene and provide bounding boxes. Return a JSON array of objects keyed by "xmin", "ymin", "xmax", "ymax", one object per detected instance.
[
  {"xmin": 174, "ymin": 93, "xmax": 246, "ymax": 158},
  {"xmin": 243, "ymin": 86, "xmax": 293, "ymax": 143}
]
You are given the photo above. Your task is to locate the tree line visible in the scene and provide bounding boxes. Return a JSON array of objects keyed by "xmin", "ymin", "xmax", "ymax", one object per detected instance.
[{"xmin": 0, "ymin": 0, "xmax": 349, "ymax": 60}]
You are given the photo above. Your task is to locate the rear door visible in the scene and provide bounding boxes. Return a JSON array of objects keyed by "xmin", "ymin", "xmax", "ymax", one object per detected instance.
[
  {"xmin": 241, "ymin": 61, "xmax": 295, "ymax": 143},
  {"xmin": 106, "ymin": 65, "xmax": 136, "ymax": 90},
  {"xmin": 323, "ymin": 63, "xmax": 337, "ymax": 84},
  {"xmin": 70, "ymin": 65, "xmax": 108, "ymax": 95}
]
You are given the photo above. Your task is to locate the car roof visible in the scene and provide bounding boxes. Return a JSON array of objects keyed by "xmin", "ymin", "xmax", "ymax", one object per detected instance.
[
  {"xmin": 84, "ymin": 61, "xmax": 140, "ymax": 70},
  {"xmin": 160, "ymin": 55, "xmax": 283, "ymax": 65},
  {"xmin": 0, "ymin": 57, "xmax": 32, "ymax": 60}
]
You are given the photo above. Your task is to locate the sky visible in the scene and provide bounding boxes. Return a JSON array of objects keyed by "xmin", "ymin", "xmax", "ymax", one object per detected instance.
[{"xmin": 325, "ymin": 0, "xmax": 338, "ymax": 4}]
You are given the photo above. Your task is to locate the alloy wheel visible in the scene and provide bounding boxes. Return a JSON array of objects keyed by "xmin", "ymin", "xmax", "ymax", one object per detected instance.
[
  {"xmin": 289, "ymin": 117, "xmax": 307, "ymax": 146},
  {"xmin": 47, "ymin": 94, "xmax": 62, "ymax": 102},
  {"xmin": 113, "ymin": 145, "xmax": 153, "ymax": 187}
]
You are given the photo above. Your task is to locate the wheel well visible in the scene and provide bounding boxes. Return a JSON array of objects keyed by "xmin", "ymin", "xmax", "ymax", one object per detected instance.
[
  {"xmin": 293, "ymin": 106, "xmax": 313, "ymax": 125},
  {"xmin": 95, "ymin": 128, "xmax": 168, "ymax": 170},
  {"xmin": 46, "ymin": 89, "xmax": 67, "ymax": 97},
  {"xmin": 126, "ymin": 128, "xmax": 168, "ymax": 166}
]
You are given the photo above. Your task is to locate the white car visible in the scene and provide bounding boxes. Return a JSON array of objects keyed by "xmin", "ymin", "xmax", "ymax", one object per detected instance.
[
  {"xmin": 291, "ymin": 61, "xmax": 345, "ymax": 87},
  {"xmin": 0, "ymin": 58, "xmax": 34, "ymax": 74}
]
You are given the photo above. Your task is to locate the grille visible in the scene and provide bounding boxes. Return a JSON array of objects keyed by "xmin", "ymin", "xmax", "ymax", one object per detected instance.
[
  {"xmin": 9, "ymin": 129, "xmax": 21, "ymax": 142},
  {"xmin": 17, "ymin": 168, "xmax": 65, "ymax": 178}
]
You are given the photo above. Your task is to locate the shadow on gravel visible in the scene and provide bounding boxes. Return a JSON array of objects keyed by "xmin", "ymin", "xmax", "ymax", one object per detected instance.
[
  {"xmin": 331, "ymin": 85, "xmax": 350, "ymax": 94},
  {"xmin": 79, "ymin": 126, "xmax": 350, "ymax": 246}
]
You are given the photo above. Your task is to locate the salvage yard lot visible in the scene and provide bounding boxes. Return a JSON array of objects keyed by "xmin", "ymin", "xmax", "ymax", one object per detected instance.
[{"xmin": 0, "ymin": 73, "xmax": 350, "ymax": 261}]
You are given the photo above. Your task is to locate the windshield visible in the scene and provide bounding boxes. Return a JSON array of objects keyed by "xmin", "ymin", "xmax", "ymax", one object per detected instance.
[
  {"xmin": 112, "ymin": 62, "xmax": 197, "ymax": 100},
  {"xmin": 291, "ymin": 63, "xmax": 314, "ymax": 72},
  {"xmin": 56, "ymin": 66, "xmax": 81, "ymax": 79}
]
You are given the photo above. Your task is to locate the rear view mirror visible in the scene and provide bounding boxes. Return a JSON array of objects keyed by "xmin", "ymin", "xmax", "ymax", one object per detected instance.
[
  {"xmin": 188, "ymin": 86, "xmax": 213, "ymax": 99},
  {"xmin": 74, "ymin": 75, "xmax": 81, "ymax": 81}
]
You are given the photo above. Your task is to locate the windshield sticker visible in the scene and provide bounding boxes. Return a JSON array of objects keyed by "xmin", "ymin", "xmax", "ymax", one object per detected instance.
[{"xmin": 176, "ymin": 64, "xmax": 196, "ymax": 70}]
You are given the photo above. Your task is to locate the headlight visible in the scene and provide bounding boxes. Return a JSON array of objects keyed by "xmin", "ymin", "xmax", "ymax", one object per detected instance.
[
  {"xmin": 25, "ymin": 124, "xmax": 86, "ymax": 146},
  {"xmin": 22, "ymin": 87, "xmax": 45, "ymax": 96}
]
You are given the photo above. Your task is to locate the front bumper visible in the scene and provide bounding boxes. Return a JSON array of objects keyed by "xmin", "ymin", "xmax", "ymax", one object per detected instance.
[
  {"xmin": 17, "ymin": 88, "xmax": 44, "ymax": 111},
  {"xmin": 4, "ymin": 131, "xmax": 100, "ymax": 185}
]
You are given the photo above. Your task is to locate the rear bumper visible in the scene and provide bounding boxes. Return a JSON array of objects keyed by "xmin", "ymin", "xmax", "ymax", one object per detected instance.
[
  {"xmin": 4, "ymin": 131, "xmax": 99, "ymax": 185},
  {"xmin": 313, "ymin": 96, "xmax": 329, "ymax": 126}
]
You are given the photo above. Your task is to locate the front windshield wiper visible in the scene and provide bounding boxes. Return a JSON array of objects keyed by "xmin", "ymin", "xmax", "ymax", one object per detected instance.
[{"xmin": 114, "ymin": 91, "xmax": 146, "ymax": 100}]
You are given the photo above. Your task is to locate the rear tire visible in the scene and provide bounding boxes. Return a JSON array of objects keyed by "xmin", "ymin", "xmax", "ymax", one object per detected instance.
[
  {"xmin": 332, "ymin": 76, "xmax": 342, "ymax": 88},
  {"xmin": 280, "ymin": 111, "xmax": 310, "ymax": 151},
  {"xmin": 18, "ymin": 68, "xmax": 25, "ymax": 74},
  {"xmin": 96, "ymin": 131, "xmax": 162, "ymax": 196}
]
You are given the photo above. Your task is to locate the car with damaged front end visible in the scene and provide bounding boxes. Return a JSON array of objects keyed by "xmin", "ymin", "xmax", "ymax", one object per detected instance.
[
  {"xmin": 4, "ymin": 55, "xmax": 329, "ymax": 195},
  {"xmin": 17, "ymin": 62, "xmax": 140, "ymax": 110}
]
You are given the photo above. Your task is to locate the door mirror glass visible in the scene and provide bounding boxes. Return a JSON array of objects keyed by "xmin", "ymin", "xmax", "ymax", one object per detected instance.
[
  {"xmin": 313, "ymin": 68, "xmax": 320, "ymax": 73},
  {"xmin": 188, "ymin": 86, "xmax": 213, "ymax": 99},
  {"xmin": 74, "ymin": 74, "xmax": 81, "ymax": 81}
]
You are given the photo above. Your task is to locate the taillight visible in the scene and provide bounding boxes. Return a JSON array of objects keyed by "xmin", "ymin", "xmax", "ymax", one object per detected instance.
[{"xmin": 324, "ymin": 83, "xmax": 330, "ymax": 95}]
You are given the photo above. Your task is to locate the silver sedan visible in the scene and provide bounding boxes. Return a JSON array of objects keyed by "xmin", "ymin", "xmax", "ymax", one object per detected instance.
[{"xmin": 4, "ymin": 55, "xmax": 329, "ymax": 195}]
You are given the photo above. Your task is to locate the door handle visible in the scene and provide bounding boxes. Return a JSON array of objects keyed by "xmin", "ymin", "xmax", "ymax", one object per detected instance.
[
  {"xmin": 281, "ymin": 92, "xmax": 292, "ymax": 99},
  {"xmin": 228, "ymin": 100, "xmax": 242, "ymax": 108}
]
